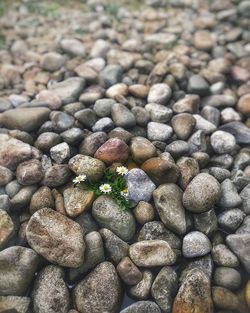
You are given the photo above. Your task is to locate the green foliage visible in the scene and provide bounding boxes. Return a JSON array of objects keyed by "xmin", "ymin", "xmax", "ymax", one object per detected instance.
[{"xmin": 74, "ymin": 168, "xmax": 131, "ymax": 210}]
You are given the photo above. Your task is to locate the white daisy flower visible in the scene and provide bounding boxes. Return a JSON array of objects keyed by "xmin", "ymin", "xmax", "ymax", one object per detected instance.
[
  {"xmin": 120, "ymin": 188, "xmax": 129, "ymax": 198},
  {"xmin": 73, "ymin": 174, "xmax": 87, "ymax": 184},
  {"xmin": 99, "ymin": 183, "xmax": 112, "ymax": 194},
  {"xmin": 116, "ymin": 166, "xmax": 128, "ymax": 176}
]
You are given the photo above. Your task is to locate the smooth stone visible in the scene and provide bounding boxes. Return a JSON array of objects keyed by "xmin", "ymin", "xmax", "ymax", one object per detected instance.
[
  {"xmin": 153, "ymin": 184, "xmax": 186, "ymax": 235},
  {"xmin": 188, "ymin": 130, "xmax": 207, "ymax": 154},
  {"xmin": 42, "ymin": 165, "xmax": 71, "ymax": 187},
  {"xmin": 183, "ymin": 173, "xmax": 221, "ymax": 213},
  {"xmin": 106, "ymin": 83, "xmax": 128, "ymax": 98},
  {"xmin": 10, "ymin": 185, "xmax": 37, "ymax": 211},
  {"xmin": 217, "ymin": 178, "xmax": 242, "ymax": 208},
  {"xmin": 16, "ymin": 159, "xmax": 44, "ymax": 185},
  {"xmin": 212, "ymin": 244, "xmax": 239, "ymax": 267},
  {"xmin": 0, "ymin": 296, "xmax": 30, "ymax": 313},
  {"xmin": 79, "ymin": 132, "xmax": 107, "ymax": 157},
  {"xmin": 92, "ymin": 117, "xmax": 114, "ymax": 132},
  {"xmin": 176, "ymin": 157, "xmax": 200, "ymax": 189},
  {"xmin": 50, "ymin": 142, "xmax": 71, "ymax": 164},
  {"xmin": 147, "ymin": 83, "xmax": 172, "ymax": 105},
  {"xmin": 40, "ymin": 52, "xmax": 65, "ymax": 72},
  {"xmin": 212, "ymin": 287, "xmax": 239, "ymax": 311},
  {"xmin": 218, "ymin": 209, "xmax": 246, "ymax": 232},
  {"xmin": 30, "ymin": 186, "xmax": 54, "ymax": 214},
  {"xmin": 35, "ymin": 132, "xmax": 61, "ymax": 152},
  {"xmin": 193, "ymin": 114, "xmax": 216, "ymax": 134},
  {"xmin": 201, "ymin": 105, "xmax": 220, "ymax": 126},
  {"xmin": 26, "ymin": 208, "xmax": 85, "ymax": 268},
  {"xmin": 165, "ymin": 141, "xmax": 190, "ymax": 159},
  {"xmin": 172, "ymin": 269, "xmax": 212, "ymax": 313},
  {"xmin": 126, "ymin": 168, "xmax": 156, "ymax": 206},
  {"xmin": 147, "ymin": 122, "xmax": 173, "ymax": 142},
  {"xmin": 68, "ymin": 154, "xmax": 105, "ymax": 181},
  {"xmin": 182, "ymin": 231, "xmax": 211, "ymax": 258},
  {"xmin": 208, "ymin": 167, "xmax": 231, "ymax": 182},
  {"xmin": 145, "ymin": 103, "xmax": 172, "ymax": 123},
  {"xmin": 151, "ymin": 266, "xmax": 178, "ymax": 313},
  {"xmin": 32, "ymin": 265, "xmax": 69, "ymax": 313},
  {"xmin": 0, "ymin": 209, "xmax": 14, "ymax": 248},
  {"xmin": 202, "ymin": 95, "xmax": 236, "ymax": 108},
  {"xmin": 94, "ymin": 138, "xmax": 129, "ymax": 165},
  {"xmin": 214, "ymin": 267, "xmax": 241, "ymax": 291},
  {"xmin": 120, "ymin": 301, "xmax": 161, "ymax": 313},
  {"xmin": 63, "ymin": 186, "xmax": 95, "ymax": 217},
  {"xmin": 73, "ymin": 262, "xmax": 122, "ymax": 313},
  {"xmin": 236, "ymin": 216, "xmax": 250, "ymax": 234},
  {"xmin": 219, "ymin": 121, "xmax": 250, "ymax": 145},
  {"xmin": 0, "ymin": 108, "xmax": 50, "ymax": 132},
  {"xmin": 111, "ymin": 103, "xmax": 136, "ymax": 128},
  {"xmin": 188, "ymin": 75, "xmax": 210, "ymax": 96},
  {"xmin": 193, "ymin": 209, "xmax": 218, "ymax": 237},
  {"xmin": 237, "ymin": 93, "xmax": 250, "ymax": 116},
  {"xmin": 240, "ymin": 184, "xmax": 250, "ymax": 214},
  {"xmin": 117, "ymin": 256, "xmax": 142, "ymax": 286},
  {"xmin": 75, "ymin": 108, "xmax": 97, "ymax": 128},
  {"xmin": 173, "ymin": 95, "xmax": 200, "ymax": 114},
  {"xmin": 93, "ymin": 98, "xmax": 115, "ymax": 117},
  {"xmin": 50, "ymin": 111, "xmax": 74, "ymax": 132},
  {"xmin": 211, "ymin": 130, "xmax": 236, "ymax": 154},
  {"xmin": 100, "ymin": 228, "xmax": 129, "ymax": 264},
  {"xmin": 194, "ymin": 30, "xmax": 214, "ymax": 51},
  {"xmin": 100, "ymin": 64, "xmax": 123, "ymax": 88},
  {"xmin": 60, "ymin": 38, "xmax": 85, "ymax": 56},
  {"xmin": 0, "ymin": 246, "xmax": 39, "ymax": 296},
  {"xmin": 108, "ymin": 127, "xmax": 133, "ymax": 143},
  {"xmin": 133, "ymin": 201, "xmax": 155, "ymax": 225},
  {"xmin": 129, "ymin": 240, "xmax": 176, "ymax": 267},
  {"xmin": 60, "ymin": 128, "xmax": 84, "ymax": 145},
  {"xmin": 92, "ymin": 195, "xmax": 136, "ymax": 241},
  {"xmin": 49, "ymin": 78, "xmax": 85, "ymax": 105},
  {"xmin": 129, "ymin": 84, "xmax": 149, "ymax": 98},
  {"xmin": 128, "ymin": 270, "xmax": 153, "ymax": 300},
  {"xmin": 130, "ymin": 136, "xmax": 156, "ymax": 164},
  {"xmin": 0, "ymin": 166, "xmax": 13, "ymax": 186},
  {"xmin": 75, "ymin": 211, "xmax": 98, "ymax": 235},
  {"xmin": 0, "ymin": 97, "xmax": 12, "ymax": 112},
  {"xmin": 226, "ymin": 234, "xmax": 250, "ymax": 273}
]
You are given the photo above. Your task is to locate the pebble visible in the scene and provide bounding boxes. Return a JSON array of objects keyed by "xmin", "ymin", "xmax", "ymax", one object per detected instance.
[
  {"xmin": 10, "ymin": 185, "xmax": 37, "ymax": 211},
  {"xmin": 40, "ymin": 52, "xmax": 65, "ymax": 72},
  {"xmin": 220, "ymin": 121, "xmax": 250, "ymax": 145},
  {"xmin": 100, "ymin": 64, "xmax": 123, "ymax": 87},
  {"xmin": 0, "ymin": 165, "xmax": 13, "ymax": 186},
  {"xmin": 173, "ymin": 95, "xmax": 200, "ymax": 114},
  {"xmin": 147, "ymin": 84, "xmax": 172, "ymax": 104},
  {"xmin": 0, "ymin": 296, "xmax": 31, "ymax": 313},
  {"xmin": 117, "ymin": 256, "xmax": 142, "ymax": 285},
  {"xmin": 176, "ymin": 157, "xmax": 200, "ymax": 189},
  {"xmin": 217, "ymin": 178, "xmax": 242, "ymax": 208},
  {"xmin": 93, "ymin": 98, "xmax": 115, "ymax": 117},
  {"xmin": 26, "ymin": 208, "xmax": 85, "ymax": 268},
  {"xmin": 214, "ymin": 267, "xmax": 241, "ymax": 291},
  {"xmin": 106, "ymin": 83, "xmax": 128, "ymax": 98},
  {"xmin": 145, "ymin": 103, "xmax": 172, "ymax": 123},
  {"xmin": 42, "ymin": 164, "xmax": 71, "ymax": 187},
  {"xmin": 165, "ymin": 141, "xmax": 190, "ymax": 159},
  {"xmin": 120, "ymin": 301, "xmax": 161, "ymax": 313},
  {"xmin": 194, "ymin": 209, "xmax": 218, "ymax": 237},
  {"xmin": 237, "ymin": 93, "xmax": 250, "ymax": 116},
  {"xmin": 16, "ymin": 159, "xmax": 44, "ymax": 185},
  {"xmin": 240, "ymin": 184, "xmax": 250, "ymax": 214},
  {"xmin": 60, "ymin": 38, "xmax": 85, "ymax": 56},
  {"xmin": 193, "ymin": 114, "xmax": 217, "ymax": 134},
  {"xmin": 92, "ymin": 117, "xmax": 114, "ymax": 132},
  {"xmin": 182, "ymin": 231, "xmax": 211, "ymax": 258},
  {"xmin": 212, "ymin": 286, "xmax": 239, "ymax": 311},
  {"xmin": 75, "ymin": 108, "xmax": 97, "ymax": 128},
  {"xmin": 129, "ymin": 270, "xmax": 153, "ymax": 300},
  {"xmin": 30, "ymin": 186, "xmax": 54, "ymax": 214},
  {"xmin": 171, "ymin": 113, "xmax": 196, "ymax": 140},
  {"xmin": 133, "ymin": 201, "xmax": 155, "ymax": 225},
  {"xmin": 51, "ymin": 111, "xmax": 75, "ymax": 132},
  {"xmin": 35, "ymin": 132, "xmax": 61, "ymax": 152},
  {"xmin": 0, "ymin": 209, "xmax": 14, "ymax": 248},
  {"xmin": 130, "ymin": 136, "xmax": 156, "ymax": 164},
  {"xmin": 218, "ymin": 208, "xmax": 246, "ymax": 232},
  {"xmin": 147, "ymin": 122, "xmax": 173, "ymax": 142},
  {"xmin": 212, "ymin": 244, "xmax": 239, "ymax": 267},
  {"xmin": 60, "ymin": 127, "xmax": 84, "ymax": 145},
  {"xmin": 79, "ymin": 132, "xmax": 107, "ymax": 156},
  {"xmin": 111, "ymin": 103, "xmax": 136, "ymax": 128},
  {"xmin": 194, "ymin": 30, "xmax": 215, "ymax": 51},
  {"xmin": 210, "ymin": 130, "xmax": 236, "ymax": 154},
  {"xmin": 188, "ymin": 75, "xmax": 210, "ymax": 96}
]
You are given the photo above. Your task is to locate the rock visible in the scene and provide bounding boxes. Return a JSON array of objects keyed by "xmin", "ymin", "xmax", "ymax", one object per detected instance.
[
  {"xmin": 120, "ymin": 301, "xmax": 161, "ymax": 313},
  {"xmin": 132, "ymin": 107, "xmax": 150, "ymax": 126},
  {"xmin": 0, "ymin": 166, "xmax": 13, "ymax": 186},
  {"xmin": 236, "ymin": 215, "xmax": 250, "ymax": 234},
  {"xmin": 237, "ymin": 93, "xmax": 250, "ymax": 116},
  {"xmin": 60, "ymin": 128, "xmax": 84, "ymax": 145},
  {"xmin": 240, "ymin": 184, "xmax": 250, "ymax": 214},
  {"xmin": 172, "ymin": 269, "xmax": 212, "ymax": 313},
  {"xmin": 147, "ymin": 83, "xmax": 172, "ymax": 105},
  {"xmin": 129, "ymin": 270, "xmax": 153, "ymax": 300},
  {"xmin": 26, "ymin": 208, "xmax": 85, "ymax": 268},
  {"xmin": 50, "ymin": 142, "xmax": 71, "ymax": 164},
  {"xmin": 37, "ymin": 90, "xmax": 62, "ymax": 110},
  {"xmin": 10, "ymin": 185, "xmax": 37, "ymax": 211},
  {"xmin": 40, "ymin": 52, "xmax": 65, "ymax": 72},
  {"xmin": 35, "ymin": 132, "xmax": 61, "ymax": 152},
  {"xmin": 90, "ymin": 39, "xmax": 111, "ymax": 58},
  {"xmin": 68, "ymin": 231, "xmax": 105, "ymax": 283},
  {"xmin": 202, "ymin": 95, "xmax": 236, "ymax": 108},
  {"xmin": 214, "ymin": 267, "xmax": 241, "ymax": 291},
  {"xmin": 16, "ymin": 159, "xmax": 44, "ymax": 185},
  {"xmin": 100, "ymin": 228, "xmax": 129, "ymax": 264},
  {"xmin": 147, "ymin": 122, "xmax": 173, "ymax": 141},
  {"xmin": 0, "ymin": 246, "xmax": 39, "ymax": 296},
  {"xmin": 74, "ymin": 212, "xmax": 98, "ymax": 235},
  {"xmin": 145, "ymin": 103, "xmax": 172, "ymax": 123},
  {"xmin": 92, "ymin": 196, "xmax": 135, "ymax": 241},
  {"xmin": 180, "ymin": 255, "xmax": 213, "ymax": 282},
  {"xmin": 212, "ymin": 287, "xmax": 239, "ymax": 311},
  {"xmin": 50, "ymin": 111, "xmax": 74, "ymax": 132},
  {"xmin": 129, "ymin": 84, "xmax": 149, "ymax": 98},
  {"xmin": 133, "ymin": 201, "xmax": 155, "ymax": 225},
  {"xmin": 219, "ymin": 121, "xmax": 250, "ymax": 145},
  {"xmin": 126, "ymin": 168, "xmax": 156, "ymax": 206},
  {"xmin": 193, "ymin": 114, "xmax": 217, "ymax": 134},
  {"xmin": 218, "ymin": 208, "xmax": 245, "ymax": 232},
  {"xmin": 188, "ymin": 75, "xmax": 210, "ymax": 96},
  {"xmin": 210, "ymin": 130, "xmax": 236, "ymax": 154},
  {"xmin": 30, "ymin": 186, "xmax": 54, "ymax": 214},
  {"xmin": 226, "ymin": 234, "xmax": 250, "ymax": 273},
  {"xmin": 42, "ymin": 165, "xmax": 71, "ymax": 187},
  {"xmin": 69, "ymin": 154, "xmax": 105, "ymax": 181},
  {"xmin": 173, "ymin": 95, "xmax": 200, "ymax": 114},
  {"xmin": 0, "ymin": 134, "xmax": 36, "ymax": 170},
  {"xmin": 93, "ymin": 98, "xmax": 115, "ymax": 117},
  {"xmin": 32, "ymin": 265, "xmax": 70, "ymax": 313},
  {"xmin": 0, "ymin": 97, "xmax": 12, "ymax": 112},
  {"xmin": 94, "ymin": 138, "xmax": 129, "ymax": 165},
  {"xmin": 73, "ymin": 262, "xmax": 122, "ymax": 313},
  {"xmin": 217, "ymin": 178, "xmax": 242, "ymax": 208},
  {"xmin": 130, "ymin": 137, "xmax": 156, "ymax": 164},
  {"xmin": 188, "ymin": 130, "xmax": 207, "ymax": 153},
  {"xmin": 141, "ymin": 157, "xmax": 179, "ymax": 185},
  {"xmin": 111, "ymin": 103, "xmax": 136, "ymax": 128},
  {"xmin": 60, "ymin": 38, "xmax": 85, "ymax": 56},
  {"xmin": 151, "ymin": 266, "xmax": 178, "ymax": 313},
  {"xmin": 79, "ymin": 132, "xmax": 108, "ymax": 156},
  {"xmin": 171, "ymin": 113, "xmax": 196, "ymax": 140},
  {"xmin": 182, "ymin": 231, "xmax": 211, "ymax": 258},
  {"xmin": 129, "ymin": 240, "xmax": 176, "ymax": 267},
  {"xmin": 176, "ymin": 157, "xmax": 200, "ymax": 189},
  {"xmin": 63, "ymin": 186, "xmax": 95, "ymax": 217},
  {"xmin": 0, "ymin": 209, "xmax": 14, "ymax": 248},
  {"xmin": 193, "ymin": 209, "xmax": 218, "ymax": 237},
  {"xmin": 153, "ymin": 184, "xmax": 186, "ymax": 235},
  {"xmin": 117, "ymin": 256, "xmax": 142, "ymax": 285},
  {"xmin": 49, "ymin": 77, "xmax": 85, "ymax": 105},
  {"xmin": 100, "ymin": 64, "xmax": 123, "ymax": 88},
  {"xmin": 0, "ymin": 296, "xmax": 30, "ymax": 313},
  {"xmin": 74, "ymin": 108, "xmax": 97, "ymax": 129},
  {"xmin": 92, "ymin": 117, "xmax": 114, "ymax": 132},
  {"xmin": 212, "ymin": 244, "xmax": 239, "ymax": 267},
  {"xmin": 106, "ymin": 83, "xmax": 128, "ymax": 98},
  {"xmin": 0, "ymin": 107, "xmax": 50, "ymax": 132},
  {"xmin": 208, "ymin": 167, "xmax": 230, "ymax": 182},
  {"xmin": 194, "ymin": 30, "xmax": 214, "ymax": 51},
  {"xmin": 183, "ymin": 173, "xmax": 221, "ymax": 213}
]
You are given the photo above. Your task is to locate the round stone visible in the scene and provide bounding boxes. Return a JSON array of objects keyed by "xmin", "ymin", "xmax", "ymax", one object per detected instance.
[
  {"xmin": 182, "ymin": 231, "xmax": 212, "ymax": 258},
  {"xmin": 147, "ymin": 83, "xmax": 172, "ymax": 105},
  {"xmin": 16, "ymin": 159, "xmax": 44, "ymax": 186},
  {"xmin": 0, "ymin": 209, "xmax": 14, "ymax": 248},
  {"xmin": 130, "ymin": 137, "xmax": 156, "ymax": 164},
  {"xmin": 210, "ymin": 130, "xmax": 236, "ymax": 154},
  {"xmin": 133, "ymin": 201, "xmax": 155, "ymax": 225}
]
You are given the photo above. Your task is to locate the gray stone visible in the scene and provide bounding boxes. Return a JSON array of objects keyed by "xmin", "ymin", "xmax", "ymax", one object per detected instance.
[
  {"xmin": 202, "ymin": 95, "xmax": 236, "ymax": 108},
  {"xmin": 120, "ymin": 301, "xmax": 161, "ymax": 313},
  {"xmin": 147, "ymin": 83, "xmax": 172, "ymax": 105},
  {"xmin": 42, "ymin": 165, "xmax": 71, "ymax": 187},
  {"xmin": 0, "ymin": 209, "xmax": 14, "ymax": 248},
  {"xmin": 40, "ymin": 52, "xmax": 65, "ymax": 72},
  {"xmin": 0, "ymin": 296, "xmax": 30, "ymax": 313},
  {"xmin": 208, "ymin": 167, "xmax": 230, "ymax": 182},
  {"xmin": 50, "ymin": 142, "xmax": 71, "ymax": 164},
  {"xmin": 211, "ymin": 130, "xmax": 236, "ymax": 154},
  {"xmin": 60, "ymin": 128, "xmax": 84, "ymax": 145},
  {"xmin": 16, "ymin": 159, "xmax": 44, "ymax": 185},
  {"xmin": 128, "ymin": 270, "xmax": 153, "ymax": 300},
  {"xmin": 240, "ymin": 184, "xmax": 250, "ymax": 214},
  {"xmin": 75, "ymin": 211, "xmax": 98, "ymax": 235},
  {"xmin": 218, "ymin": 209, "xmax": 246, "ymax": 232},
  {"xmin": 111, "ymin": 103, "xmax": 136, "ymax": 129},
  {"xmin": 79, "ymin": 132, "xmax": 107, "ymax": 157},
  {"xmin": 51, "ymin": 111, "xmax": 75, "ymax": 132},
  {"xmin": 147, "ymin": 122, "xmax": 173, "ymax": 141},
  {"xmin": 219, "ymin": 121, "xmax": 250, "ymax": 145},
  {"xmin": 75, "ymin": 108, "xmax": 97, "ymax": 128},
  {"xmin": 145, "ymin": 103, "xmax": 172, "ymax": 123},
  {"xmin": 217, "ymin": 179, "xmax": 242, "ymax": 208},
  {"xmin": 212, "ymin": 244, "xmax": 239, "ymax": 267},
  {"xmin": 188, "ymin": 130, "xmax": 207, "ymax": 153},
  {"xmin": 182, "ymin": 231, "xmax": 211, "ymax": 258},
  {"xmin": 60, "ymin": 38, "xmax": 85, "ymax": 56},
  {"xmin": 35, "ymin": 132, "xmax": 61, "ymax": 152},
  {"xmin": 5, "ymin": 180, "xmax": 21, "ymax": 198},
  {"xmin": 0, "ymin": 166, "xmax": 13, "ymax": 186},
  {"xmin": 194, "ymin": 114, "xmax": 217, "ymax": 134},
  {"xmin": 212, "ymin": 286, "xmax": 239, "ymax": 311},
  {"xmin": 92, "ymin": 117, "xmax": 114, "ymax": 132},
  {"xmin": 194, "ymin": 209, "xmax": 218, "ymax": 237},
  {"xmin": 93, "ymin": 98, "xmax": 115, "ymax": 117},
  {"xmin": 236, "ymin": 216, "xmax": 250, "ymax": 234},
  {"xmin": 214, "ymin": 267, "xmax": 241, "ymax": 291},
  {"xmin": 100, "ymin": 64, "xmax": 123, "ymax": 87},
  {"xmin": 117, "ymin": 256, "xmax": 142, "ymax": 286},
  {"xmin": 188, "ymin": 75, "xmax": 210, "ymax": 96},
  {"xmin": 10, "ymin": 185, "xmax": 37, "ymax": 210},
  {"xmin": 171, "ymin": 113, "xmax": 196, "ymax": 140}
]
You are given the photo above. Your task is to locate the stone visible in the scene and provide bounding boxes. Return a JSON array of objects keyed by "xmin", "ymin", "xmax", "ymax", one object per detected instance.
[
  {"xmin": 214, "ymin": 267, "xmax": 241, "ymax": 291},
  {"xmin": 153, "ymin": 184, "xmax": 186, "ymax": 235},
  {"xmin": 219, "ymin": 121, "xmax": 250, "ymax": 145},
  {"xmin": 132, "ymin": 107, "xmax": 150, "ymax": 127},
  {"xmin": 171, "ymin": 113, "xmax": 196, "ymax": 140},
  {"xmin": 60, "ymin": 38, "xmax": 85, "ymax": 56},
  {"xmin": 226, "ymin": 234, "xmax": 250, "ymax": 273},
  {"xmin": 90, "ymin": 39, "xmax": 111, "ymax": 58},
  {"xmin": 30, "ymin": 186, "xmax": 54, "ymax": 214},
  {"xmin": 193, "ymin": 114, "xmax": 217, "ymax": 134},
  {"xmin": 69, "ymin": 154, "xmax": 105, "ymax": 181},
  {"xmin": 188, "ymin": 75, "xmax": 210, "ymax": 96},
  {"xmin": 26, "ymin": 208, "xmax": 85, "ymax": 268},
  {"xmin": 176, "ymin": 157, "xmax": 200, "ymax": 190},
  {"xmin": 0, "ymin": 209, "xmax": 14, "ymax": 248},
  {"xmin": 194, "ymin": 30, "xmax": 214, "ymax": 51},
  {"xmin": 63, "ymin": 186, "xmax": 95, "ymax": 217},
  {"xmin": 240, "ymin": 184, "xmax": 250, "ymax": 214},
  {"xmin": 42, "ymin": 165, "xmax": 71, "ymax": 187},
  {"xmin": 212, "ymin": 244, "xmax": 239, "ymax": 267},
  {"xmin": 210, "ymin": 130, "xmax": 236, "ymax": 154},
  {"xmin": 129, "ymin": 240, "xmax": 176, "ymax": 267},
  {"xmin": 237, "ymin": 93, "xmax": 250, "ymax": 116},
  {"xmin": 92, "ymin": 117, "xmax": 114, "ymax": 132},
  {"xmin": 60, "ymin": 128, "xmax": 84, "ymax": 145},
  {"xmin": 100, "ymin": 64, "xmax": 123, "ymax": 88},
  {"xmin": 37, "ymin": 90, "xmax": 62, "ymax": 110},
  {"xmin": 0, "ymin": 107, "xmax": 50, "ymax": 132},
  {"xmin": 32, "ymin": 265, "xmax": 70, "ymax": 313},
  {"xmin": 92, "ymin": 195, "xmax": 136, "ymax": 241},
  {"xmin": 147, "ymin": 83, "xmax": 172, "ymax": 104},
  {"xmin": 183, "ymin": 173, "xmax": 221, "ymax": 213},
  {"xmin": 117, "ymin": 256, "xmax": 142, "ymax": 286},
  {"xmin": 106, "ymin": 83, "xmax": 128, "ymax": 98},
  {"xmin": 172, "ymin": 269, "xmax": 212, "ymax": 313},
  {"xmin": 212, "ymin": 287, "xmax": 239, "ymax": 311},
  {"xmin": 0, "ymin": 166, "xmax": 13, "ymax": 186},
  {"xmin": 10, "ymin": 185, "xmax": 37, "ymax": 211},
  {"xmin": 0, "ymin": 296, "xmax": 30, "ymax": 313},
  {"xmin": 93, "ymin": 98, "xmax": 115, "ymax": 117},
  {"xmin": 40, "ymin": 52, "xmax": 65, "ymax": 72},
  {"xmin": 182, "ymin": 231, "xmax": 211, "ymax": 258},
  {"xmin": 130, "ymin": 136, "xmax": 156, "ymax": 164},
  {"xmin": 73, "ymin": 262, "xmax": 122, "ymax": 313},
  {"xmin": 100, "ymin": 228, "xmax": 129, "ymax": 264},
  {"xmin": 151, "ymin": 266, "xmax": 178, "ymax": 313},
  {"xmin": 128, "ymin": 270, "xmax": 153, "ymax": 300},
  {"xmin": 236, "ymin": 215, "xmax": 250, "ymax": 234},
  {"xmin": 75, "ymin": 212, "xmax": 98, "ymax": 235},
  {"xmin": 74, "ymin": 64, "xmax": 98, "ymax": 82},
  {"xmin": 202, "ymin": 95, "xmax": 236, "ymax": 108},
  {"xmin": 129, "ymin": 84, "xmax": 149, "ymax": 98},
  {"xmin": 94, "ymin": 138, "xmax": 129, "ymax": 165},
  {"xmin": 126, "ymin": 168, "xmax": 156, "ymax": 206},
  {"xmin": 16, "ymin": 159, "xmax": 44, "ymax": 185},
  {"xmin": 188, "ymin": 130, "xmax": 207, "ymax": 153},
  {"xmin": 49, "ymin": 77, "xmax": 85, "ymax": 105},
  {"xmin": 0, "ymin": 246, "xmax": 39, "ymax": 296},
  {"xmin": 145, "ymin": 103, "xmax": 172, "ymax": 123},
  {"xmin": 180, "ymin": 255, "xmax": 213, "ymax": 282},
  {"xmin": 0, "ymin": 97, "xmax": 12, "ymax": 112},
  {"xmin": 68, "ymin": 231, "xmax": 105, "ymax": 283},
  {"xmin": 50, "ymin": 111, "xmax": 75, "ymax": 132},
  {"xmin": 35, "ymin": 132, "xmax": 61, "ymax": 152},
  {"xmin": 120, "ymin": 301, "xmax": 161, "ymax": 313},
  {"xmin": 218, "ymin": 208, "xmax": 246, "ymax": 232},
  {"xmin": 147, "ymin": 122, "xmax": 173, "ymax": 141},
  {"xmin": 111, "ymin": 102, "xmax": 136, "ymax": 129},
  {"xmin": 173, "ymin": 95, "xmax": 200, "ymax": 114},
  {"xmin": 79, "ymin": 132, "xmax": 107, "ymax": 156},
  {"xmin": 208, "ymin": 167, "xmax": 230, "ymax": 182},
  {"xmin": 133, "ymin": 201, "xmax": 155, "ymax": 225},
  {"xmin": 217, "ymin": 178, "xmax": 242, "ymax": 208},
  {"xmin": 50, "ymin": 142, "xmax": 71, "ymax": 164},
  {"xmin": 141, "ymin": 157, "xmax": 179, "ymax": 185},
  {"xmin": 194, "ymin": 209, "xmax": 218, "ymax": 237}
]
